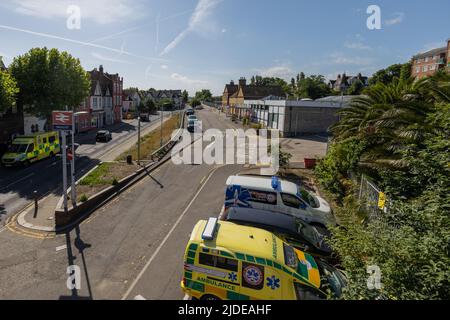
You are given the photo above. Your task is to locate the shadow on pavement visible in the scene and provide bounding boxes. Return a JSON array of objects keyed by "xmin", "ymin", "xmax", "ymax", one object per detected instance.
[{"xmin": 59, "ymin": 224, "xmax": 93, "ymax": 300}]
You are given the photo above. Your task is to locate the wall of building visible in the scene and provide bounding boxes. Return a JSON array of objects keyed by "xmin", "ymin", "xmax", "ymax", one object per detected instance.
[{"xmin": 284, "ymin": 106, "xmax": 339, "ymax": 136}]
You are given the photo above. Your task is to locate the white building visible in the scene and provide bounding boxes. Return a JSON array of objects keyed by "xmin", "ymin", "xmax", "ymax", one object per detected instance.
[{"xmin": 242, "ymin": 97, "xmax": 351, "ymax": 136}]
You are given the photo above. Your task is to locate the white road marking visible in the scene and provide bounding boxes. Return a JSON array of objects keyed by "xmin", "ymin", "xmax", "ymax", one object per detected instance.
[
  {"xmin": 121, "ymin": 165, "xmax": 221, "ymax": 300},
  {"xmin": 133, "ymin": 295, "xmax": 146, "ymax": 300},
  {"xmin": 56, "ymin": 244, "xmax": 67, "ymax": 252}
]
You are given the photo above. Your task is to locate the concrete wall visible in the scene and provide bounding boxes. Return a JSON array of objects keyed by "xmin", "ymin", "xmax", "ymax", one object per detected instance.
[{"xmin": 284, "ymin": 106, "xmax": 339, "ymax": 136}]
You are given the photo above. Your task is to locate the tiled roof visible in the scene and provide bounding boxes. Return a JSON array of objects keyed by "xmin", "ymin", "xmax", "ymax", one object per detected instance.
[
  {"xmin": 224, "ymin": 84, "xmax": 239, "ymax": 95},
  {"xmin": 413, "ymin": 46, "xmax": 447, "ymax": 59},
  {"xmin": 239, "ymin": 85, "xmax": 285, "ymax": 99}
]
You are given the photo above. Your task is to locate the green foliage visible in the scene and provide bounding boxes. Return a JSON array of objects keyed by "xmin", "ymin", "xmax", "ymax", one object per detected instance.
[
  {"xmin": 369, "ymin": 62, "xmax": 412, "ymax": 86},
  {"xmin": 80, "ymin": 194, "xmax": 88, "ymax": 203},
  {"xmin": 194, "ymin": 89, "xmax": 213, "ymax": 102},
  {"xmin": 80, "ymin": 163, "xmax": 112, "ymax": 186},
  {"xmin": 330, "ymin": 188, "xmax": 450, "ymax": 300},
  {"xmin": 295, "ymin": 74, "xmax": 331, "ymax": 100},
  {"xmin": 345, "ymin": 79, "xmax": 364, "ymax": 95},
  {"xmin": 0, "ymin": 70, "xmax": 19, "ymax": 113},
  {"xmin": 141, "ymin": 99, "xmax": 156, "ymax": 114},
  {"xmin": 182, "ymin": 90, "xmax": 189, "ymax": 103},
  {"xmin": 314, "ymin": 138, "xmax": 366, "ymax": 202},
  {"xmin": 9, "ymin": 47, "xmax": 90, "ymax": 119},
  {"xmin": 190, "ymin": 98, "xmax": 201, "ymax": 107}
]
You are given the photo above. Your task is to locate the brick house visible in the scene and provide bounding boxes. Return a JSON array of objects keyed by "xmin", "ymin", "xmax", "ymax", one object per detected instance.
[
  {"xmin": 411, "ymin": 39, "xmax": 450, "ymax": 79},
  {"xmin": 76, "ymin": 65, "xmax": 123, "ymax": 132},
  {"xmin": 222, "ymin": 77, "xmax": 284, "ymax": 117}
]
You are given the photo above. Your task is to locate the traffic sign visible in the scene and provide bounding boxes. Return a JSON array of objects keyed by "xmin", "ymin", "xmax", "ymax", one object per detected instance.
[{"xmin": 52, "ymin": 111, "xmax": 73, "ymax": 131}]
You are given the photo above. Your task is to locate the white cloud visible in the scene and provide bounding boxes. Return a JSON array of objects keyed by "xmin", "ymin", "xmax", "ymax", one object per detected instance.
[
  {"xmin": 344, "ymin": 41, "xmax": 371, "ymax": 50},
  {"xmin": 257, "ymin": 66, "xmax": 293, "ymax": 79},
  {"xmin": 221, "ymin": 28, "xmax": 227, "ymax": 33},
  {"xmin": 160, "ymin": 0, "xmax": 222, "ymax": 56},
  {"xmin": 329, "ymin": 53, "xmax": 373, "ymax": 66},
  {"xmin": 160, "ymin": 64, "xmax": 169, "ymax": 69},
  {"xmin": 171, "ymin": 73, "xmax": 208, "ymax": 86},
  {"xmin": 385, "ymin": 12, "xmax": 405, "ymax": 26},
  {"xmin": 9, "ymin": 0, "xmax": 143, "ymax": 24}
]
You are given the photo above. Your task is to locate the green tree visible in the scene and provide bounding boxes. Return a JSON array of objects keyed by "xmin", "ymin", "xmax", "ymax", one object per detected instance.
[
  {"xmin": 9, "ymin": 47, "xmax": 90, "ymax": 120},
  {"xmin": 345, "ymin": 79, "xmax": 364, "ymax": 95},
  {"xmin": 296, "ymin": 74, "xmax": 331, "ymax": 99},
  {"xmin": 369, "ymin": 62, "xmax": 412, "ymax": 86},
  {"xmin": 142, "ymin": 99, "xmax": 156, "ymax": 114},
  {"xmin": 0, "ymin": 70, "xmax": 19, "ymax": 113},
  {"xmin": 190, "ymin": 98, "xmax": 201, "ymax": 108},
  {"xmin": 182, "ymin": 90, "xmax": 189, "ymax": 103},
  {"xmin": 194, "ymin": 89, "xmax": 213, "ymax": 102}
]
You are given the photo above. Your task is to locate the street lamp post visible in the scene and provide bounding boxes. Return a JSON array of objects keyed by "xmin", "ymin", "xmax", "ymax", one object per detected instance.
[{"xmin": 160, "ymin": 104, "xmax": 163, "ymax": 147}]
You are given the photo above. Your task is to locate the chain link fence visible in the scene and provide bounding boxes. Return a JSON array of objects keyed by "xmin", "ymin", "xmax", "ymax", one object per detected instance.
[{"xmin": 357, "ymin": 174, "xmax": 388, "ymax": 221}]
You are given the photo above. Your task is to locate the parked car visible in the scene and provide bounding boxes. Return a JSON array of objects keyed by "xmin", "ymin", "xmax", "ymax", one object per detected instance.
[
  {"xmin": 188, "ymin": 115, "xmax": 198, "ymax": 121},
  {"xmin": 224, "ymin": 175, "xmax": 335, "ymax": 228},
  {"xmin": 186, "ymin": 108, "xmax": 195, "ymax": 116},
  {"xmin": 224, "ymin": 207, "xmax": 333, "ymax": 260},
  {"xmin": 195, "ymin": 105, "xmax": 204, "ymax": 110},
  {"xmin": 96, "ymin": 130, "xmax": 112, "ymax": 142},
  {"xmin": 187, "ymin": 119, "xmax": 201, "ymax": 133}
]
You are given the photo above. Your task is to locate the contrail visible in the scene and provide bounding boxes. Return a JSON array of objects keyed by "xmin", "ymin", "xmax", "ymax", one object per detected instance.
[{"xmin": 0, "ymin": 24, "xmax": 167, "ymax": 62}]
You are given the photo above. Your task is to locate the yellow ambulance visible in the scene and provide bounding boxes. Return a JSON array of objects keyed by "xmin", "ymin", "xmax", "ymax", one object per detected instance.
[
  {"xmin": 181, "ymin": 218, "xmax": 347, "ymax": 300},
  {"xmin": 1, "ymin": 132, "xmax": 60, "ymax": 167}
]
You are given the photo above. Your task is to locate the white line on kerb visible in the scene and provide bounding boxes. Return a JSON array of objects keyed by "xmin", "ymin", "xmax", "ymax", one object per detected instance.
[{"xmin": 121, "ymin": 166, "xmax": 222, "ymax": 300}]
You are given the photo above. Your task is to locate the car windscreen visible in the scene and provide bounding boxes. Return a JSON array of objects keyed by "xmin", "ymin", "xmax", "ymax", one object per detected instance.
[
  {"xmin": 295, "ymin": 219, "xmax": 320, "ymax": 244},
  {"xmin": 9, "ymin": 144, "xmax": 29, "ymax": 153},
  {"xmin": 298, "ymin": 187, "xmax": 318, "ymax": 208},
  {"xmin": 317, "ymin": 261, "xmax": 347, "ymax": 298}
]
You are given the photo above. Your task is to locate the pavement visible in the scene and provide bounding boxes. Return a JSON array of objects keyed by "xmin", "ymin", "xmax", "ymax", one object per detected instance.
[
  {"xmin": 6, "ymin": 112, "xmax": 173, "ymax": 233},
  {"xmin": 280, "ymin": 135, "xmax": 329, "ymax": 168}
]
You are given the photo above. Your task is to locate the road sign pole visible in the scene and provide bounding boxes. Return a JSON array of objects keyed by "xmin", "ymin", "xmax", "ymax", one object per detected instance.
[
  {"xmin": 71, "ymin": 112, "xmax": 76, "ymax": 207},
  {"xmin": 137, "ymin": 116, "xmax": 141, "ymax": 165},
  {"xmin": 61, "ymin": 131, "xmax": 68, "ymax": 213}
]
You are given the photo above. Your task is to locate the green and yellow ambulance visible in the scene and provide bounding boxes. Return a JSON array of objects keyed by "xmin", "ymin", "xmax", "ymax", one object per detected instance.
[
  {"xmin": 1, "ymin": 132, "xmax": 60, "ymax": 167},
  {"xmin": 181, "ymin": 218, "xmax": 347, "ymax": 300}
]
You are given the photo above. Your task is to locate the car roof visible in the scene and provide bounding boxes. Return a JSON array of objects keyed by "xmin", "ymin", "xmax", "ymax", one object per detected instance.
[
  {"xmin": 226, "ymin": 207, "xmax": 297, "ymax": 233},
  {"xmin": 97, "ymin": 130, "xmax": 109, "ymax": 134},
  {"xmin": 191, "ymin": 220, "xmax": 286, "ymax": 264},
  {"xmin": 226, "ymin": 175, "xmax": 298, "ymax": 195}
]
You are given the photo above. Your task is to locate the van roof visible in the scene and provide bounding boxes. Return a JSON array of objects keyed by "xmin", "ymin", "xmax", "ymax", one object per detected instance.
[
  {"xmin": 192, "ymin": 219, "xmax": 286, "ymax": 264},
  {"xmin": 226, "ymin": 175, "xmax": 298, "ymax": 195}
]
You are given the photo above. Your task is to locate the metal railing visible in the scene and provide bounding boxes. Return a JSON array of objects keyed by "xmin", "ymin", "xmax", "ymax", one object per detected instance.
[{"xmin": 150, "ymin": 110, "xmax": 185, "ymax": 161}]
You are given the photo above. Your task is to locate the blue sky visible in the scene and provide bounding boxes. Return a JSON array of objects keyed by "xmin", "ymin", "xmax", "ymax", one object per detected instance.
[{"xmin": 0, "ymin": 0, "xmax": 449, "ymax": 95}]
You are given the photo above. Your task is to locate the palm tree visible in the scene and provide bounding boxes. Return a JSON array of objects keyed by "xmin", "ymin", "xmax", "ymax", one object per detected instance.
[{"xmin": 331, "ymin": 77, "xmax": 439, "ymax": 168}]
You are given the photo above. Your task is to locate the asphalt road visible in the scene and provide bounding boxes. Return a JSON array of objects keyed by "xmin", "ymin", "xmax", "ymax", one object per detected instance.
[
  {"xmin": 0, "ymin": 113, "xmax": 165, "ymax": 226},
  {"xmin": 0, "ymin": 107, "xmax": 245, "ymax": 300}
]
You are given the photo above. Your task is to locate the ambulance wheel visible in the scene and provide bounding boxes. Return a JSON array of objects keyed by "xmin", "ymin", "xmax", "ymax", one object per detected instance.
[{"xmin": 201, "ymin": 294, "xmax": 221, "ymax": 301}]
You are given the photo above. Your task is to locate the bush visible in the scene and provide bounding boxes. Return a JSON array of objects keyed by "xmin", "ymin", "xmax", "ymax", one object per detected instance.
[
  {"xmin": 112, "ymin": 177, "xmax": 119, "ymax": 186},
  {"xmin": 80, "ymin": 194, "xmax": 88, "ymax": 203},
  {"xmin": 314, "ymin": 138, "xmax": 366, "ymax": 202},
  {"xmin": 330, "ymin": 189, "xmax": 450, "ymax": 300}
]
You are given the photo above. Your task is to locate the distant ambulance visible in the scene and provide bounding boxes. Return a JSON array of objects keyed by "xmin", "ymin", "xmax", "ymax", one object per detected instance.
[
  {"xmin": 181, "ymin": 218, "xmax": 347, "ymax": 300},
  {"xmin": 1, "ymin": 132, "xmax": 60, "ymax": 167}
]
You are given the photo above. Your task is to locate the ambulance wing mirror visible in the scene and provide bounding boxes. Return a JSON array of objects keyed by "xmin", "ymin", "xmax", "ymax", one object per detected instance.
[{"xmin": 202, "ymin": 217, "xmax": 218, "ymax": 240}]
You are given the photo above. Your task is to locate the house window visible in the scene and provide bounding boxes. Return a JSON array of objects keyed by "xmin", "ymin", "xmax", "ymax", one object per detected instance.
[
  {"xmin": 423, "ymin": 65, "xmax": 428, "ymax": 72},
  {"xmin": 415, "ymin": 67, "xmax": 420, "ymax": 73},
  {"xmin": 93, "ymin": 98, "xmax": 97, "ymax": 107}
]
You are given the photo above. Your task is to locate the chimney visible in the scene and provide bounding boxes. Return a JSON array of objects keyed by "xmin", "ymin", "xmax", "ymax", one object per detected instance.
[
  {"xmin": 239, "ymin": 77, "xmax": 246, "ymax": 87},
  {"xmin": 99, "ymin": 65, "xmax": 104, "ymax": 73},
  {"xmin": 230, "ymin": 80, "xmax": 235, "ymax": 86}
]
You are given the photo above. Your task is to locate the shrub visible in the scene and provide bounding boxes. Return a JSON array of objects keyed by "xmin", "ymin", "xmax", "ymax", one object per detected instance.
[{"xmin": 80, "ymin": 194, "xmax": 88, "ymax": 203}]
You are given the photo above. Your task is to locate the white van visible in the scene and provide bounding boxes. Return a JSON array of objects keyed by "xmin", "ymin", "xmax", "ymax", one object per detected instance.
[{"xmin": 224, "ymin": 175, "xmax": 335, "ymax": 228}]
